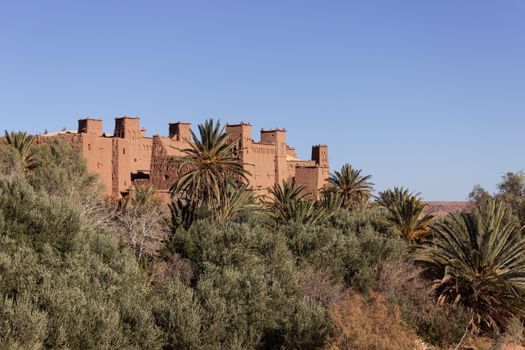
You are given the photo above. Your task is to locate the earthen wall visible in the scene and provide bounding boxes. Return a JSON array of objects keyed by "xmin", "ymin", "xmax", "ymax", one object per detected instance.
[
  {"xmin": 28, "ymin": 117, "xmax": 329, "ymax": 200},
  {"xmin": 250, "ymin": 143, "xmax": 276, "ymax": 193}
]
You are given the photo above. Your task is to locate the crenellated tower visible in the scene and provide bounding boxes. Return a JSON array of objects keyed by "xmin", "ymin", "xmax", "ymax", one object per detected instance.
[
  {"xmin": 226, "ymin": 122, "xmax": 254, "ymax": 183},
  {"xmin": 261, "ymin": 128, "xmax": 287, "ymax": 185},
  {"xmin": 169, "ymin": 122, "xmax": 191, "ymax": 142},
  {"xmin": 114, "ymin": 116, "xmax": 141, "ymax": 139},
  {"xmin": 311, "ymin": 144, "xmax": 329, "ymax": 168},
  {"xmin": 78, "ymin": 118, "xmax": 103, "ymax": 136}
]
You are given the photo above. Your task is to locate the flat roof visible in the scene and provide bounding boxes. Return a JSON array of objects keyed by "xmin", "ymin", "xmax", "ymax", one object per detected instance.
[
  {"xmin": 78, "ymin": 118, "xmax": 102, "ymax": 121},
  {"xmin": 227, "ymin": 122, "xmax": 252, "ymax": 127},
  {"xmin": 260, "ymin": 128, "xmax": 286, "ymax": 133},
  {"xmin": 115, "ymin": 116, "xmax": 140, "ymax": 120}
]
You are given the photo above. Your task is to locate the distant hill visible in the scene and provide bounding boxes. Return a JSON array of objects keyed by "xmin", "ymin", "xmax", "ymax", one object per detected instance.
[{"xmin": 424, "ymin": 201, "xmax": 470, "ymax": 216}]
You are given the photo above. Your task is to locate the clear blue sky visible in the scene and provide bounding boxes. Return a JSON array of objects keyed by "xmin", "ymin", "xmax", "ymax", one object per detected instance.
[{"xmin": 1, "ymin": 0, "xmax": 524, "ymax": 200}]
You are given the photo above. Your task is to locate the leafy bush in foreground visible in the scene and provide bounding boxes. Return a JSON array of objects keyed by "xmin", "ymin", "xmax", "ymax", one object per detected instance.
[
  {"xmin": 0, "ymin": 144, "xmax": 24, "ymax": 178},
  {"xmin": 170, "ymin": 220, "xmax": 329, "ymax": 349},
  {"xmin": 0, "ymin": 178, "xmax": 161, "ymax": 349},
  {"xmin": 28, "ymin": 139, "xmax": 98, "ymax": 198},
  {"xmin": 285, "ymin": 216, "xmax": 406, "ymax": 293},
  {"xmin": 151, "ymin": 278, "xmax": 203, "ymax": 349}
]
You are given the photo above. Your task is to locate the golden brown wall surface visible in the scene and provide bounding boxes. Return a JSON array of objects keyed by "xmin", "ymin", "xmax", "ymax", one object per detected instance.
[
  {"xmin": 226, "ymin": 124, "xmax": 329, "ymax": 198},
  {"xmin": 35, "ymin": 117, "xmax": 330, "ymax": 199}
]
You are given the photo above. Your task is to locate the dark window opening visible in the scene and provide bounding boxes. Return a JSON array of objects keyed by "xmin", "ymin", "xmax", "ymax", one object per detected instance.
[{"xmin": 131, "ymin": 172, "xmax": 150, "ymax": 181}]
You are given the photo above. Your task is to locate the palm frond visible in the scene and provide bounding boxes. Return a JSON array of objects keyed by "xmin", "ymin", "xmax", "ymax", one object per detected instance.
[
  {"xmin": 4, "ymin": 130, "xmax": 36, "ymax": 169},
  {"xmin": 266, "ymin": 181, "xmax": 330, "ymax": 225},
  {"xmin": 415, "ymin": 199, "xmax": 525, "ymax": 333},
  {"xmin": 325, "ymin": 163, "xmax": 373, "ymax": 210},
  {"xmin": 169, "ymin": 119, "xmax": 249, "ymax": 207},
  {"xmin": 376, "ymin": 187, "xmax": 434, "ymax": 243},
  {"xmin": 214, "ymin": 182, "xmax": 259, "ymax": 222}
]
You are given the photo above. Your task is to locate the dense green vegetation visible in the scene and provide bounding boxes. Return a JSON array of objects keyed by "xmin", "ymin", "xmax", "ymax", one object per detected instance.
[
  {"xmin": 376, "ymin": 187, "xmax": 434, "ymax": 243},
  {"xmin": 2, "ymin": 125, "xmax": 525, "ymax": 349}
]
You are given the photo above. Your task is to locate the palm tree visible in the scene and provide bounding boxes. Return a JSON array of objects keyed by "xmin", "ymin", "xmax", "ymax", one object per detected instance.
[
  {"xmin": 214, "ymin": 182, "xmax": 258, "ymax": 222},
  {"xmin": 170, "ymin": 119, "xmax": 248, "ymax": 206},
  {"xmin": 320, "ymin": 191, "xmax": 344, "ymax": 214},
  {"xmin": 415, "ymin": 200, "xmax": 525, "ymax": 333},
  {"xmin": 4, "ymin": 130, "xmax": 36, "ymax": 169},
  {"xmin": 266, "ymin": 181, "xmax": 306, "ymax": 222},
  {"xmin": 116, "ymin": 185, "xmax": 157, "ymax": 211},
  {"xmin": 326, "ymin": 164, "xmax": 373, "ymax": 210},
  {"xmin": 133, "ymin": 184, "xmax": 156, "ymax": 206},
  {"xmin": 266, "ymin": 182, "xmax": 328, "ymax": 225},
  {"xmin": 169, "ymin": 198, "xmax": 200, "ymax": 231},
  {"xmin": 376, "ymin": 187, "xmax": 434, "ymax": 243}
]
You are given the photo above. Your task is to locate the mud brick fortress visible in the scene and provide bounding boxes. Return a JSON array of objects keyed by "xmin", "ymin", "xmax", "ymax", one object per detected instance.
[{"xmin": 39, "ymin": 117, "xmax": 330, "ymax": 199}]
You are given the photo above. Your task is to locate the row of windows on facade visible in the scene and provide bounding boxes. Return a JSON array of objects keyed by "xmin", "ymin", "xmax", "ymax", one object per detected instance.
[
  {"xmin": 252, "ymin": 147, "xmax": 275, "ymax": 155},
  {"xmin": 87, "ymin": 144, "xmax": 151, "ymax": 152}
]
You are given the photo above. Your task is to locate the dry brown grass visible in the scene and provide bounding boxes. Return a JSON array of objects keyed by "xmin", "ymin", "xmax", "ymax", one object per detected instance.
[
  {"xmin": 151, "ymin": 253, "xmax": 195, "ymax": 285},
  {"xmin": 376, "ymin": 260, "xmax": 434, "ymax": 325},
  {"xmin": 324, "ymin": 292, "xmax": 418, "ymax": 350},
  {"xmin": 298, "ymin": 265, "xmax": 347, "ymax": 307}
]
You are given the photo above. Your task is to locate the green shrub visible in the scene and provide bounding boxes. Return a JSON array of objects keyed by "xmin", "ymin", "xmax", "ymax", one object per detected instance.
[
  {"xmin": 299, "ymin": 222, "xmax": 406, "ymax": 293},
  {"xmin": 28, "ymin": 139, "xmax": 98, "ymax": 197},
  {"xmin": 329, "ymin": 207, "xmax": 387, "ymax": 235},
  {"xmin": 343, "ymin": 225, "xmax": 406, "ymax": 292},
  {"xmin": 284, "ymin": 297, "xmax": 330, "ymax": 349},
  {"xmin": 0, "ymin": 178, "xmax": 162, "ymax": 349},
  {"xmin": 174, "ymin": 220, "xmax": 296, "ymax": 348},
  {"xmin": 151, "ymin": 278, "xmax": 203, "ymax": 349},
  {"xmin": 0, "ymin": 293, "xmax": 48, "ymax": 350},
  {"xmin": 0, "ymin": 144, "xmax": 24, "ymax": 178},
  {"xmin": 278, "ymin": 222, "xmax": 339, "ymax": 261},
  {"xmin": 170, "ymin": 220, "xmax": 329, "ymax": 349},
  {"xmin": 420, "ymin": 306, "xmax": 470, "ymax": 348},
  {"xmin": 0, "ymin": 178, "xmax": 81, "ymax": 253}
]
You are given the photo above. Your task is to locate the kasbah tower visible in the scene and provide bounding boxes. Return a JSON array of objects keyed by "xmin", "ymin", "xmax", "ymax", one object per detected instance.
[{"xmin": 37, "ymin": 117, "xmax": 330, "ymax": 201}]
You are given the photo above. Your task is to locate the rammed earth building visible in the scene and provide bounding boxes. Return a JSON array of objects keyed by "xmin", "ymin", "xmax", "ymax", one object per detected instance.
[{"xmin": 38, "ymin": 117, "xmax": 330, "ymax": 199}]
